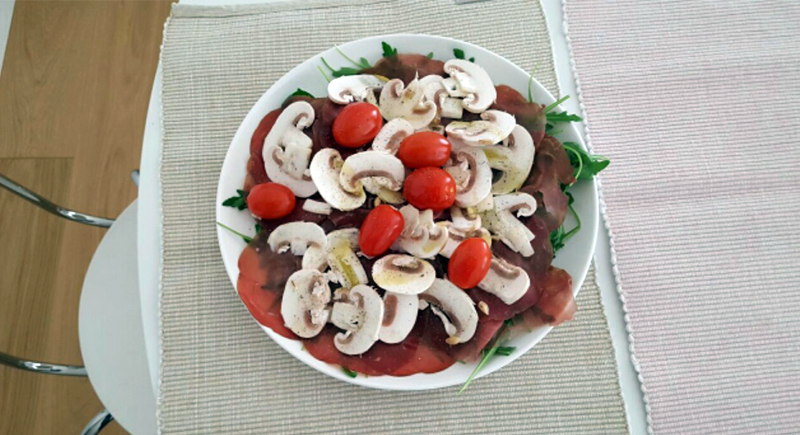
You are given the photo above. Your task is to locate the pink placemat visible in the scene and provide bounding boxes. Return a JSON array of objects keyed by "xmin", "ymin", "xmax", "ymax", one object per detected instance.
[{"xmin": 565, "ymin": 1, "xmax": 800, "ymax": 433}]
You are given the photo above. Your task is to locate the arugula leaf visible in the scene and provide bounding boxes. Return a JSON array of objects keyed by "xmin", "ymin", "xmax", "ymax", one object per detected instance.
[
  {"xmin": 458, "ymin": 326, "xmax": 509, "ymax": 394},
  {"xmin": 320, "ymin": 57, "xmax": 361, "ymax": 79},
  {"xmin": 426, "ymin": 52, "xmax": 434, "ymax": 59},
  {"xmin": 495, "ymin": 346, "xmax": 516, "ymax": 356},
  {"xmin": 453, "ymin": 48, "xmax": 465, "ymax": 59},
  {"xmin": 546, "ymin": 111, "xmax": 583, "ymax": 123},
  {"xmin": 221, "ymin": 190, "xmax": 247, "ymax": 210},
  {"xmin": 527, "ymin": 64, "xmax": 540, "ymax": 103},
  {"xmin": 504, "ymin": 317, "xmax": 515, "ymax": 327},
  {"xmin": 469, "ymin": 57, "xmax": 475, "ymax": 63},
  {"xmin": 255, "ymin": 223, "xmax": 262, "ymax": 234},
  {"xmin": 359, "ymin": 57, "xmax": 371, "ymax": 69},
  {"xmin": 334, "ymin": 46, "xmax": 372, "ymax": 70},
  {"xmin": 562, "ymin": 142, "xmax": 610, "ymax": 180},
  {"xmin": 216, "ymin": 222, "xmax": 252, "ymax": 244},
  {"xmin": 286, "ymin": 88, "xmax": 314, "ymax": 100},
  {"xmin": 544, "ymin": 95, "xmax": 570, "ymax": 113},
  {"xmin": 550, "ymin": 192, "xmax": 582, "ymax": 255},
  {"xmin": 342, "ymin": 367, "xmax": 358, "ymax": 378},
  {"xmin": 318, "ymin": 65, "xmax": 331, "ymax": 83},
  {"xmin": 381, "ymin": 41, "xmax": 398, "ymax": 57},
  {"xmin": 550, "ymin": 226, "xmax": 566, "ymax": 252}
]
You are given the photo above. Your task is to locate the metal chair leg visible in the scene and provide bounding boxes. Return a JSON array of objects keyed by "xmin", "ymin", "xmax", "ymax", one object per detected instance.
[
  {"xmin": 131, "ymin": 169, "xmax": 140, "ymax": 187},
  {"xmin": 0, "ymin": 172, "xmax": 114, "ymax": 228},
  {"xmin": 0, "ymin": 351, "xmax": 87, "ymax": 377},
  {"xmin": 81, "ymin": 409, "xmax": 114, "ymax": 435}
]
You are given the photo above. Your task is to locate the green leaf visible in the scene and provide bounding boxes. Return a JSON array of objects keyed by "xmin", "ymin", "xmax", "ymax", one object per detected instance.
[
  {"xmin": 544, "ymin": 95, "xmax": 570, "ymax": 113},
  {"xmin": 318, "ymin": 65, "xmax": 331, "ymax": 83},
  {"xmin": 562, "ymin": 142, "xmax": 610, "ymax": 180},
  {"xmin": 216, "ymin": 222, "xmax": 252, "ymax": 244},
  {"xmin": 469, "ymin": 57, "xmax": 475, "ymax": 63},
  {"xmin": 453, "ymin": 48, "xmax": 465, "ymax": 59},
  {"xmin": 334, "ymin": 46, "xmax": 371, "ymax": 70},
  {"xmin": 286, "ymin": 88, "xmax": 314, "ymax": 100},
  {"xmin": 381, "ymin": 41, "xmax": 398, "ymax": 57},
  {"xmin": 342, "ymin": 367, "xmax": 358, "ymax": 378},
  {"xmin": 331, "ymin": 67, "xmax": 362, "ymax": 78},
  {"xmin": 221, "ymin": 190, "xmax": 247, "ymax": 211},
  {"xmin": 504, "ymin": 317, "xmax": 515, "ymax": 327},
  {"xmin": 255, "ymin": 223, "xmax": 262, "ymax": 234},
  {"xmin": 458, "ymin": 327, "xmax": 508, "ymax": 394},
  {"xmin": 426, "ymin": 52, "xmax": 434, "ymax": 59},
  {"xmin": 359, "ymin": 57, "xmax": 371, "ymax": 69},
  {"xmin": 546, "ymin": 111, "xmax": 583, "ymax": 123},
  {"xmin": 495, "ymin": 346, "xmax": 516, "ymax": 356}
]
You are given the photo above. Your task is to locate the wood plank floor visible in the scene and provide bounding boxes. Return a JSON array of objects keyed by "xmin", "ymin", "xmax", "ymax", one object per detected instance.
[{"xmin": 0, "ymin": 2, "xmax": 172, "ymax": 434}]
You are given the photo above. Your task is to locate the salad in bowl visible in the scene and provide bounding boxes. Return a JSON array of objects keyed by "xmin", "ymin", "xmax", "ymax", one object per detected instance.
[{"xmin": 217, "ymin": 35, "xmax": 607, "ymax": 391}]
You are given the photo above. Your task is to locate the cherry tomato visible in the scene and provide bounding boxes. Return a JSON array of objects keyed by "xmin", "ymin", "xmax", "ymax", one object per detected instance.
[
  {"xmin": 397, "ymin": 131, "xmax": 452, "ymax": 168},
  {"xmin": 403, "ymin": 167, "xmax": 456, "ymax": 211},
  {"xmin": 448, "ymin": 238, "xmax": 492, "ymax": 289},
  {"xmin": 332, "ymin": 102, "xmax": 383, "ymax": 148},
  {"xmin": 359, "ymin": 205, "xmax": 405, "ymax": 256},
  {"xmin": 247, "ymin": 182, "xmax": 296, "ymax": 220}
]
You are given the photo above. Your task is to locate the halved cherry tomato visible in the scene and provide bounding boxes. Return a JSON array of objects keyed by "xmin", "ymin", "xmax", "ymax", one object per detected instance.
[
  {"xmin": 247, "ymin": 182, "xmax": 296, "ymax": 220},
  {"xmin": 332, "ymin": 102, "xmax": 383, "ymax": 148},
  {"xmin": 359, "ymin": 205, "xmax": 405, "ymax": 256},
  {"xmin": 448, "ymin": 238, "xmax": 492, "ymax": 289},
  {"xmin": 403, "ymin": 167, "xmax": 456, "ymax": 211},
  {"xmin": 397, "ymin": 131, "xmax": 452, "ymax": 168}
]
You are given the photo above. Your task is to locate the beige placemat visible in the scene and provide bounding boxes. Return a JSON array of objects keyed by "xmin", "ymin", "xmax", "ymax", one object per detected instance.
[
  {"xmin": 159, "ymin": 1, "xmax": 627, "ymax": 433},
  {"xmin": 564, "ymin": 0, "xmax": 800, "ymax": 433}
]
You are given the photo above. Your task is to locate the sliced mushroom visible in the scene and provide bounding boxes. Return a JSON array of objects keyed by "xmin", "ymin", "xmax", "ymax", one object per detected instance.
[
  {"xmin": 371, "ymin": 118, "xmax": 414, "ymax": 155},
  {"xmin": 393, "ymin": 205, "xmax": 448, "ymax": 258},
  {"xmin": 445, "ymin": 147, "xmax": 492, "ymax": 208},
  {"xmin": 420, "ymin": 279, "xmax": 478, "ymax": 343},
  {"xmin": 450, "ymin": 206, "xmax": 482, "ymax": 232},
  {"xmin": 379, "ymin": 292, "xmax": 418, "ymax": 344},
  {"xmin": 330, "ymin": 285, "xmax": 384, "ymax": 355},
  {"xmin": 262, "ymin": 101, "xmax": 318, "ymax": 197},
  {"xmin": 339, "ymin": 151, "xmax": 405, "ymax": 194},
  {"xmin": 281, "ymin": 270, "xmax": 331, "ymax": 338},
  {"xmin": 362, "ymin": 179, "xmax": 405, "ymax": 205},
  {"xmin": 443, "ymin": 59, "xmax": 497, "ymax": 113},
  {"xmin": 372, "ymin": 254, "xmax": 435, "ymax": 295},
  {"xmin": 482, "ymin": 125, "xmax": 535, "ymax": 194},
  {"xmin": 309, "ymin": 148, "xmax": 366, "ymax": 211},
  {"xmin": 325, "ymin": 228, "xmax": 367, "ymax": 289},
  {"xmin": 478, "ymin": 257, "xmax": 530, "ymax": 304},
  {"xmin": 422, "ymin": 76, "xmax": 464, "ymax": 120},
  {"xmin": 441, "ymin": 77, "xmax": 470, "ymax": 98},
  {"xmin": 302, "ymin": 199, "xmax": 332, "ymax": 215},
  {"xmin": 481, "ymin": 193, "xmax": 537, "ymax": 257},
  {"xmin": 436, "ymin": 221, "xmax": 492, "ymax": 258},
  {"xmin": 267, "ymin": 222, "xmax": 326, "ymax": 256},
  {"xmin": 327, "ymin": 74, "xmax": 384, "ymax": 105},
  {"xmin": 379, "ymin": 77, "xmax": 437, "ymax": 129},
  {"xmin": 302, "ymin": 245, "xmax": 328, "ymax": 272},
  {"xmin": 472, "ymin": 192, "xmax": 495, "ymax": 213},
  {"xmin": 445, "ymin": 110, "xmax": 515, "ymax": 147}
]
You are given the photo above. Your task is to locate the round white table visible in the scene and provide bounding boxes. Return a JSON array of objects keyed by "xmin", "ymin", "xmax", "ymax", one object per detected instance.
[{"xmin": 136, "ymin": 1, "xmax": 648, "ymax": 433}]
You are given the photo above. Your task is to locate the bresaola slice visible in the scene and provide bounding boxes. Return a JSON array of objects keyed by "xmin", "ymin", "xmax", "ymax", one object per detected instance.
[
  {"xmin": 362, "ymin": 54, "xmax": 445, "ymax": 85},
  {"xmin": 522, "ymin": 134, "xmax": 576, "ymax": 232},
  {"xmin": 491, "ymin": 85, "xmax": 547, "ymax": 146}
]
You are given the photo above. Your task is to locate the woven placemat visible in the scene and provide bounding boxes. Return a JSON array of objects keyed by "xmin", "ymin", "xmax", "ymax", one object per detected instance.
[{"xmin": 159, "ymin": 1, "xmax": 627, "ymax": 433}]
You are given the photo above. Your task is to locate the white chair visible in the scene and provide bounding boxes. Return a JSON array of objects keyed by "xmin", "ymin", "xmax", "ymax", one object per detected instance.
[{"xmin": 0, "ymin": 171, "xmax": 156, "ymax": 434}]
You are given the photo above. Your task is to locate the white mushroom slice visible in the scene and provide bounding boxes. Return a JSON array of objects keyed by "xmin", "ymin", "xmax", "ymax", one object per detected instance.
[
  {"xmin": 482, "ymin": 125, "xmax": 535, "ymax": 194},
  {"xmin": 445, "ymin": 147, "xmax": 492, "ymax": 208},
  {"xmin": 418, "ymin": 74, "xmax": 444, "ymax": 88},
  {"xmin": 267, "ymin": 222, "xmax": 326, "ymax": 255},
  {"xmin": 445, "ymin": 110, "xmax": 516, "ymax": 147},
  {"xmin": 281, "ymin": 270, "xmax": 331, "ymax": 338},
  {"xmin": 309, "ymin": 148, "xmax": 366, "ymax": 211},
  {"xmin": 393, "ymin": 205, "xmax": 448, "ymax": 258},
  {"xmin": 420, "ymin": 279, "xmax": 478, "ymax": 343},
  {"xmin": 362, "ymin": 179, "xmax": 405, "ymax": 204},
  {"xmin": 436, "ymin": 221, "xmax": 492, "ymax": 258},
  {"xmin": 440, "ymin": 98, "xmax": 464, "ymax": 119},
  {"xmin": 372, "ymin": 254, "xmax": 436, "ymax": 295},
  {"xmin": 472, "ymin": 192, "xmax": 495, "ymax": 213},
  {"xmin": 371, "ymin": 118, "xmax": 414, "ymax": 155},
  {"xmin": 302, "ymin": 246, "xmax": 328, "ymax": 272},
  {"xmin": 379, "ymin": 77, "xmax": 437, "ymax": 129},
  {"xmin": 450, "ymin": 206, "xmax": 482, "ymax": 232},
  {"xmin": 262, "ymin": 101, "xmax": 317, "ymax": 197},
  {"xmin": 327, "ymin": 74, "xmax": 384, "ymax": 104},
  {"xmin": 325, "ymin": 229, "xmax": 367, "ymax": 289},
  {"xmin": 443, "ymin": 59, "xmax": 497, "ymax": 113},
  {"xmin": 441, "ymin": 77, "xmax": 470, "ymax": 98},
  {"xmin": 478, "ymin": 257, "xmax": 530, "ymax": 305},
  {"xmin": 302, "ymin": 199, "xmax": 332, "ymax": 215},
  {"xmin": 481, "ymin": 192, "xmax": 538, "ymax": 257},
  {"xmin": 379, "ymin": 292, "xmax": 418, "ymax": 344},
  {"xmin": 422, "ymin": 79, "xmax": 464, "ymax": 120},
  {"xmin": 339, "ymin": 151, "xmax": 405, "ymax": 194},
  {"xmin": 330, "ymin": 285, "xmax": 384, "ymax": 355}
]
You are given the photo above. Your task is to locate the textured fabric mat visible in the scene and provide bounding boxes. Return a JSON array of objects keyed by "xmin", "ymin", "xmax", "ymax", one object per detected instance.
[
  {"xmin": 159, "ymin": 1, "xmax": 627, "ymax": 433},
  {"xmin": 564, "ymin": 1, "xmax": 800, "ymax": 433}
]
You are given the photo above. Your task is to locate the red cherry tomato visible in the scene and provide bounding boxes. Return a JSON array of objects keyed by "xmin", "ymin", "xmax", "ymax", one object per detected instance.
[
  {"xmin": 403, "ymin": 167, "xmax": 456, "ymax": 211},
  {"xmin": 332, "ymin": 102, "xmax": 383, "ymax": 148},
  {"xmin": 448, "ymin": 238, "xmax": 492, "ymax": 289},
  {"xmin": 247, "ymin": 182, "xmax": 296, "ymax": 220},
  {"xmin": 359, "ymin": 205, "xmax": 405, "ymax": 256},
  {"xmin": 397, "ymin": 131, "xmax": 452, "ymax": 168}
]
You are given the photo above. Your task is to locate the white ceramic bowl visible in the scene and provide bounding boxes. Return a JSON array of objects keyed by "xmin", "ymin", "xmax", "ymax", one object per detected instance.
[{"xmin": 216, "ymin": 34, "xmax": 598, "ymax": 390}]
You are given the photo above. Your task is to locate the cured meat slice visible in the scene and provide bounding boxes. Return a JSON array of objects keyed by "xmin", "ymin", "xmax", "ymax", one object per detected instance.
[
  {"xmin": 361, "ymin": 54, "xmax": 445, "ymax": 85},
  {"xmin": 491, "ymin": 85, "xmax": 547, "ymax": 146},
  {"xmin": 534, "ymin": 266, "xmax": 575, "ymax": 326}
]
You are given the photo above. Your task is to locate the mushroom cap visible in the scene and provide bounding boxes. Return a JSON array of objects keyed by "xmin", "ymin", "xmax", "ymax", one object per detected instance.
[
  {"xmin": 478, "ymin": 256, "xmax": 530, "ymax": 304},
  {"xmin": 450, "ymin": 206, "xmax": 482, "ymax": 232},
  {"xmin": 494, "ymin": 192, "xmax": 537, "ymax": 217},
  {"xmin": 443, "ymin": 59, "xmax": 497, "ymax": 113},
  {"xmin": 481, "ymin": 193, "xmax": 537, "ymax": 257},
  {"xmin": 309, "ymin": 148, "xmax": 366, "ymax": 211},
  {"xmin": 420, "ymin": 278, "xmax": 478, "ymax": 343},
  {"xmin": 394, "ymin": 205, "xmax": 449, "ymax": 259},
  {"xmin": 445, "ymin": 147, "xmax": 492, "ymax": 208},
  {"xmin": 325, "ymin": 228, "xmax": 367, "ymax": 289},
  {"xmin": 267, "ymin": 222, "xmax": 327, "ymax": 256},
  {"xmin": 483, "ymin": 125, "xmax": 535, "ymax": 194},
  {"xmin": 331, "ymin": 285, "xmax": 384, "ymax": 355},
  {"xmin": 379, "ymin": 77, "xmax": 437, "ymax": 130},
  {"xmin": 371, "ymin": 118, "xmax": 414, "ymax": 155},
  {"xmin": 372, "ymin": 254, "xmax": 436, "ymax": 295},
  {"xmin": 327, "ymin": 74, "xmax": 384, "ymax": 105},
  {"xmin": 280, "ymin": 269, "xmax": 331, "ymax": 338},
  {"xmin": 362, "ymin": 179, "xmax": 406, "ymax": 205},
  {"xmin": 379, "ymin": 292, "xmax": 419, "ymax": 344},
  {"xmin": 302, "ymin": 245, "xmax": 328, "ymax": 272},
  {"xmin": 262, "ymin": 101, "xmax": 318, "ymax": 197},
  {"xmin": 339, "ymin": 150, "xmax": 405, "ymax": 194},
  {"xmin": 444, "ymin": 110, "xmax": 515, "ymax": 146}
]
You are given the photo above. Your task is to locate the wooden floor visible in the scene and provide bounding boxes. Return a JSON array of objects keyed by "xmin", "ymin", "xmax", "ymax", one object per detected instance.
[{"xmin": 0, "ymin": 2, "xmax": 172, "ymax": 434}]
